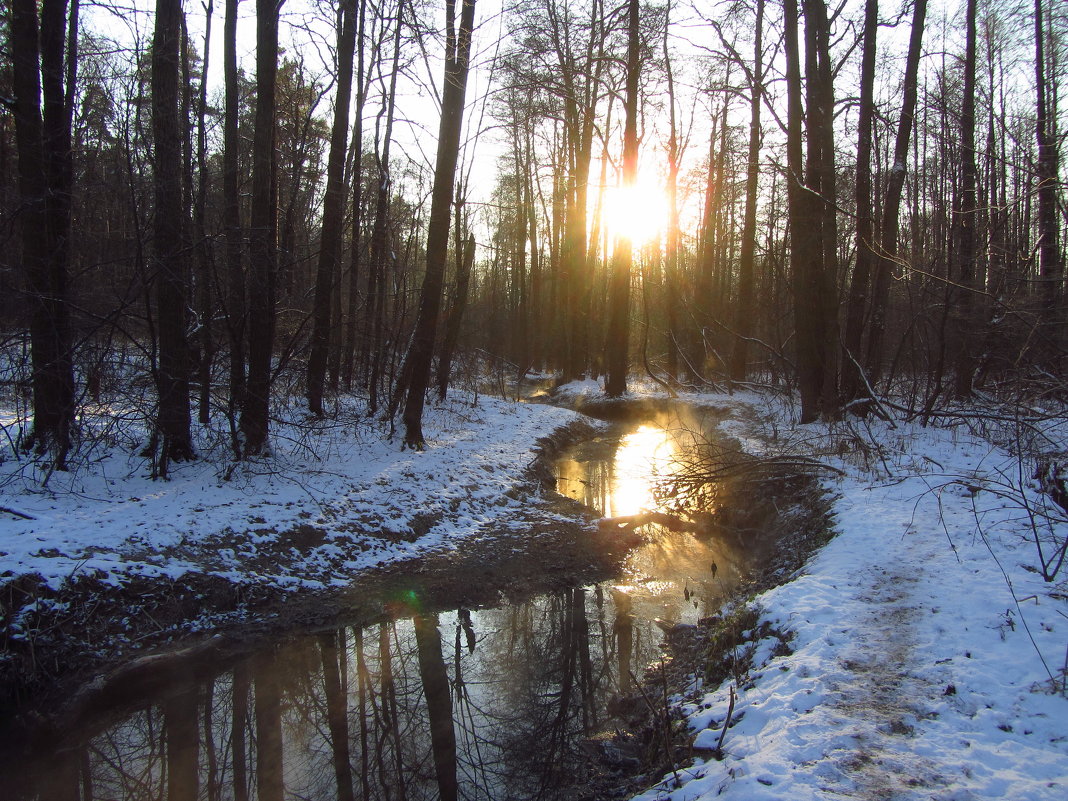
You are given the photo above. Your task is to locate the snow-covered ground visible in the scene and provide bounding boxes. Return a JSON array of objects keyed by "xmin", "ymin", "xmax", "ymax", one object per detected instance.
[
  {"xmin": 633, "ymin": 391, "xmax": 1068, "ymax": 801},
  {"xmin": 0, "ymin": 392, "xmax": 580, "ymax": 592}
]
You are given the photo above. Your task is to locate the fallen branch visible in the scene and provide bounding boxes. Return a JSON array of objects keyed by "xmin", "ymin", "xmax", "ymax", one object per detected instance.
[
  {"xmin": 1, "ymin": 505, "xmax": 36, "ymax": 521},
  {"xmin": 597, "ymin": 510, "xmax": 700, "ymax": 533}
]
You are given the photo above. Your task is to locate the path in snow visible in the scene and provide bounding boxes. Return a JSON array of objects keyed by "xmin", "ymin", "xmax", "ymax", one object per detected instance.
[{"xmin": 825, "ymin": 552, "xmax": 949, "ymax": 799}]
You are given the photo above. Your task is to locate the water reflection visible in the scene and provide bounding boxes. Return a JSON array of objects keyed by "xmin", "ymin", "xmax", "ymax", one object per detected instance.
[
  {"xmin": 8, "ymin": 419, "xmax": 761, "ymax": 801},
  {"xmin": 555, "ymin": 424, "xmax": 681, "ymax": 517},
  {"xmin": 557, "ymin": 418, "xmax": 751, "ymax": 626}
]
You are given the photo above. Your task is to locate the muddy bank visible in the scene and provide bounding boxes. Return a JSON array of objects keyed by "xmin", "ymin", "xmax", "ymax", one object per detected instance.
[{"xmin": 0, "ymin": 418, "xmax": 618, "ymax": 742}]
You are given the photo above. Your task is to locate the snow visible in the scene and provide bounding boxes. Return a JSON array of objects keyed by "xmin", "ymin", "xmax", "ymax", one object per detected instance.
[
  {"xmin": 3, "ymin": 381, "xmax": 1068, "ymax": 798},
  {"xmin": 0, "ymin": 392, "xmax": 580, "ymax": 592},
  {"xmin": 633, "ymin": 391, "xmax": 1068, "ymax": 801}
]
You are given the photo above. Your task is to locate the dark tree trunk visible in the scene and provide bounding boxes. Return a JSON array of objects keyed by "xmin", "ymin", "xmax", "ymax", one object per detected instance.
[
  {"xmin": 663, "ymin": 7, "xmax": 681, "ymax": 382},
  {"xmin": 1034, "ymin": 0, "xmax": 1063, "ymax": 336},
  {"xmin": 223, "ymin": 0, "xmax": 245, "ymax": 447},
  {"xmin": 342, "ymin": 0, "xmax": 369, "ymax": 391},
  {"xmin": 728, "ymin": 0, "xmax": 764, "ymax": 384},
  {"xmin": 953, "ymin": 0, "xmax": 979, "ymax": 397},
  {"xmin": 414, "ymin": 615, "xmax": 458, "ymax": 801},
  {"xmin": 865, "ymin": 0, "xmax": 926, "ymax": 383},
  {"xmin": 241, "ymin": 0, "xmax": 283, "ymax": 455},
  {"xmin": 12, "ymin": 0, "xmax": 77, "ymax": 466},
  {"xmin": 841, "ymin": 0, "xmax": 877, "ymax": 402},
  {"xmin": 436, "ymin": 233, "xmax": 475, "ymax": 399},
  {"xmin": 308, "ymin": 0, "xmax": 358, "ymax": 416},
  {"xmin": 803, "ymin": 0, "xmax": 840, "ymax": 417},
  {"xmin": 785, "ymin": 0, "xmax": 821, "ymax": 422},
  {"xmin": 231, "ymin": 664, "xmax": 250, "ymax": 801},
  {"xmin": 401, "ymin": 0, "xmax": 476, "ymax": 448},
  {"xmin": 525, "ymin": 131, "xmax": 543, "ymax": 370},
  {"xmin": 253, "ymin": 654, "xmax": 284, "ymax": 801},
  {"xmin": 165, "ymin": 691, "xmax": 200, "ymax": 801},
  {"xmin": 153, "ymin": 0, "xmax": 195, "ymax": 469},
  {"xmin": 366, "ymin": 0, "xmax": 404, "ymax": 413},
  {"xmin": 319, "ymin": 631, "xmax": 356, "ymax": 801},
  {"xmin": 604, "ymin": 0, "xmax": 640, "ymax": 397},
  {"xmin": 194, "ymin": 1, "xmax": 214, "ymax": 426}
]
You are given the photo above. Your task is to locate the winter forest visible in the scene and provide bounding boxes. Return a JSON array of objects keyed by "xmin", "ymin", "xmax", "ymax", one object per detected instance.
[
  {"xmin": 3, "ymin": 0, "xmax": 1064, "ymax": 463},
  {"xmin": 3, "ymin": 0, "xmax": 1068, "ymax": 799}
]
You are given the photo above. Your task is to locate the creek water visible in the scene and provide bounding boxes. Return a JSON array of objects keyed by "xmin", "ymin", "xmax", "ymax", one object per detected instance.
[{"xmin": 7, "ymin": 410, "xmax": 767, "ymax": 801}]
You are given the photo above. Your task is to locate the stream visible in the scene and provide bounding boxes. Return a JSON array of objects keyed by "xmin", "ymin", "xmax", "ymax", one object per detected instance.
[{"xmin": 5, "ymin": 407, "xmax": 781, "ymax": 801}]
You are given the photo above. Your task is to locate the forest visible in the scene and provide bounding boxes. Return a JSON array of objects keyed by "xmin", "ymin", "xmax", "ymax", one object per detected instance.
[
  {"xmin": 3, "ymin": 1, "xmax": 1068, "ymax": 799},
  {"xmin": 2, "ymin": 0, "xmax": 1064, "ymax": 471}
]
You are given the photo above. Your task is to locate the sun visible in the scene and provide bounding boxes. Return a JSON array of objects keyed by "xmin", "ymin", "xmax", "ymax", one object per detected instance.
[{"xmin": 599, "ymin": 172, "xmax": 669, "ymax": 249}]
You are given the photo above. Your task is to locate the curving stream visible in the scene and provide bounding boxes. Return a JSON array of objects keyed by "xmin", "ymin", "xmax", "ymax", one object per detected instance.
[{"xmin": 6, "ymin": 409, "xmax": 776, "ymax": 801}]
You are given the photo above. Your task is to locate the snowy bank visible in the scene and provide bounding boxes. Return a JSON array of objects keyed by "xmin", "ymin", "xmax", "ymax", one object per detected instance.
[
  {"xmin": 1, "ymin": 392, "xmax": 581, "ymax": 593},
  {"xmin": 634, "ymin": 394, "xmax": 1068, "ymax": 801}
]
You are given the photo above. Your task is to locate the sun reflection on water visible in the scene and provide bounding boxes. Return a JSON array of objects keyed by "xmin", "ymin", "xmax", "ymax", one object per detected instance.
[{"xmin": 607, "ymin": 424, "xmax": 679, "ymax": 517}]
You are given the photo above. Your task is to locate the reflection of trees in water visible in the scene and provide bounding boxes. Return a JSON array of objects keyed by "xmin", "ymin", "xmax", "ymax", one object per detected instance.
[
  {"xmin": 483, "ymin": 587, "xmax": 624, "ymax": 800},
  {"xmin": 17, "ymin": 586, "xmax": 649, "ymax": 801}
]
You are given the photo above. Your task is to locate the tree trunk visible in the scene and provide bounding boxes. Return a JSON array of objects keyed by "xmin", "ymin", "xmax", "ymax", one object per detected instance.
[
  {"xmin": 728, "ymin": 0, "xmax": 764, "ymax": 384},
  {"xmin": 231, "ymin": 664, "xmax": 250, "ymax": 801},
  {"xmin": 785, "ymin": 0, "xmax": 821, "ymax": 422},
  {"xmin": 953, "ymin": 0, "xmax": 979, "ymax": 397},
  {"xmin": 165, "ymin": 691, "xmax": 200, "ymax": 801},
  {"xmin": 366, "ymin": 0, "xmax": 405, "ymax": 414},
  {"xmin": 414, "ymin": 615, "xmax": 458, "ymax": 801},
  {"xmin": 342, "ymin": 0, "xmax": 369, "ymax": 391},
  {"xmin": 401, "ymin": 0, "xmax": 476, "ymax": 448},
  {"xmin": 662, "ymin": 5, "xmax": 681, "ymax": 381},
  {"xmin": 308, "ymin": 0, "xmax": 357, "ymax": 416},
  {"xmin": 604, "ymin": 0, "xmax": 640, "ymax": 397},
  {"xmin": 12, "ymin": 0, "xmax": 77, "ymax": 466},
  {"xmin": 153, "ymin": 0, "xmax": 195, "ymax": 468},
  {"xmin": 319, "ymin": 631, "xmax": 356, "ymax": 801},
  {"xmin": 253, "ymin": 654, "xmax": 284, "ymax": 801},
  {"xmin": 436, "ymin": 233, "xmax": 475, "ymax": 399},
  {"xmin": 194, "ymin": 1, "xmax": 214, "ymax": 426},
  {"xmin": 803, "ymin": 0, "xmax": 840, "ymax": 417},
  {"xmin": 840, "ymin": 0, "xmax": 877, "ymax": 402},
  {"xmin": 865, "ymin": 0, "xmax": 926, "ymax": 384},
  {"xmin": 1034, "ymin": 0, "xmax": 1062, "ymax": 344},
  {"xmin": 241, "ymin": 0, "xmax": 283, "ymax": 455},
  {"xmin": 223, "ymin": 0, "xmax": 245, "ymax": 447}
]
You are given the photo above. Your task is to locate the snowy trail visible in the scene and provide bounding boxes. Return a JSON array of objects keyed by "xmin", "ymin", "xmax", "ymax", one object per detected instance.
[
  {"xmin": 821, "ymin": 534, "xmax": 950, "ymax": 799},
  {"xmin": 634, "ymin": 403, "xmax": 1068, "ymax": 801}
]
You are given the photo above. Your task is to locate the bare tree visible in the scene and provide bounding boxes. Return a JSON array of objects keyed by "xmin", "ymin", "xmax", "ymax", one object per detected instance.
[
  {"xmin": 865, "ymin": 0, "xmax": 927, "ymax": 386},
  {"xmin": 727, "ymin": 0, "xmax": 765, "ymax": 384},
  {"xmin": 604, "ymin": 0, "xmax": 640, "ymax": 397},
  {"xmin": 152, "ymin": 0, "xmax": 195, "ymax": 468},
  {"xmin": 241, "ymin": 0, "xmax": 284, "ymax": 455},
  {"xmin": 308, "ymin": 0, "xmax": 358, "ymax": 416},
  {"xmin": 400, "ymin": 0, "xmax": 476, "ymax": 449},
  {"xmin": 10, "ymin": 0, "xmax": 77, "ymax": 467},
  {"xmin": 223, "ymin": 0, "xmax": 245, "ymax": 447},
  {"xmin": 1034, "ymin": 0, "xmax": 1063, "ymax": 336},
  {"xmin": 840, "ymin": 0, "xmax": 877, "ymax": 402}
]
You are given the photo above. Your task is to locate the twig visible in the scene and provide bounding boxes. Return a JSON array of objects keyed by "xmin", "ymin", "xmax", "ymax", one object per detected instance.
[
  {"xmin": 1, "ymin": 505, "xmax": 36, "ymax": 521},
  {"xmin": 714, "ymin": 684, "xmax": 737, "ymax": 759},
  {"xmin": 660, "ymin": 656, "xmax": 681, "ymax": 787}
]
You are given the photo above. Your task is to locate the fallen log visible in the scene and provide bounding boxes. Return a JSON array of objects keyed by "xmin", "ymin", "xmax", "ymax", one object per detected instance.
[{"xmin": 596, "ymin": 510, "xmax": 699, "ymax": 534}]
